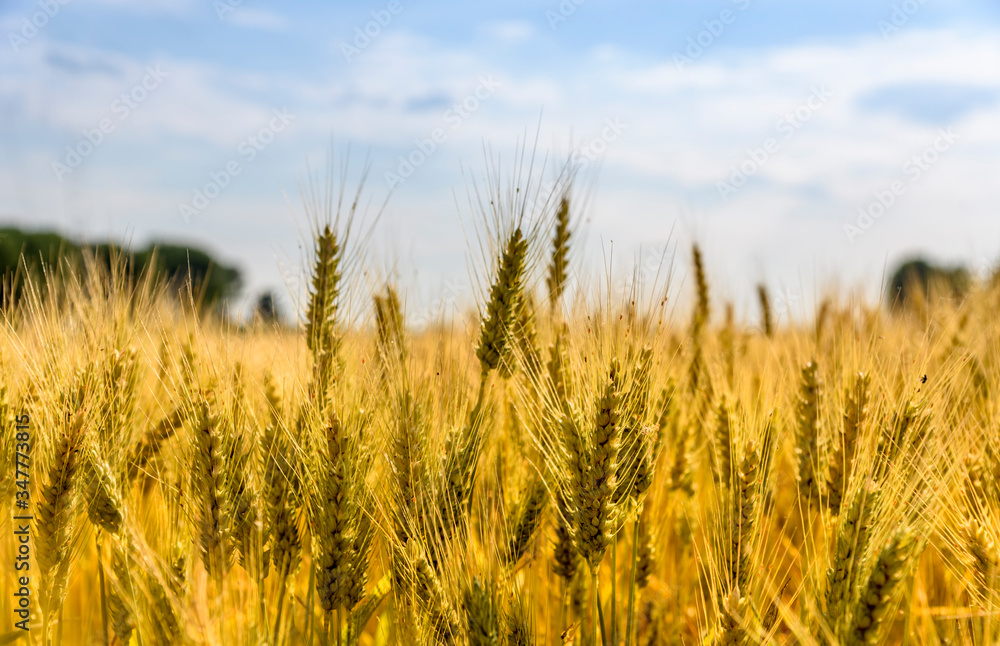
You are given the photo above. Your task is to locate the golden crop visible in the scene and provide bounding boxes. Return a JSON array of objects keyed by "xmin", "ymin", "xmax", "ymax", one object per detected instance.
[{"xmin": 0, "ymin": 172, "xmax": 996, "ymax": 646}]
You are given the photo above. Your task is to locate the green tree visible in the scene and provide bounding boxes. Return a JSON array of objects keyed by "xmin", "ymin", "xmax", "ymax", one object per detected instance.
[{"xmin": 0, "ymin": 228, "xmax": 241, "ymax": 309}]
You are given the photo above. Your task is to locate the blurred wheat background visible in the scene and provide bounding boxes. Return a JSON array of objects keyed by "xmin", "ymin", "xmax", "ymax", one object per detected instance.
[{"xmin": 0, "ymin": 161, "xmax": 998, "ymax": 645}]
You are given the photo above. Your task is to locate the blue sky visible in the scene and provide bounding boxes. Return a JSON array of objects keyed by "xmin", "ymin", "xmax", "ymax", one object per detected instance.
[{"xmin": 2, "ymin": 0, "xmax": 999, "ymax": 323}]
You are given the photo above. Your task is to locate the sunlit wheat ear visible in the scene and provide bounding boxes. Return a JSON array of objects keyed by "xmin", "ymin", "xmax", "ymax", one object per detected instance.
[
  {"xmin": 617, "ymin": 424, "xmax": 655, "ymax": 509},
  {"xmin": 794, "ymin": 359, "xmax": 821, "ymax": 503},
  {"xmin": 314, "ymin": 411, "xmax": 356, "ymax": 615},
  {"xmin": 438, "ymin": 424, "xmax": 481, "ymax": 550},
  {"xmin": 713, "ymin": 398, "xmax": 733, "ymax": 488},
  {"xmin": 374, "ymin": 283, "xmax": 406, "ymax": 376},
  {"xmin": 392, "ymin": 391, "xmax": 422, "ymax": 543},
  {"xmin": 691, "ymin": 243, "xmax": 710, "ymax": 335},
  {"xmin": 193, "ymin": 397, "xmax": 231, "ymax": 580},
  {"xmin": 263, "ymin": 399, "xmax": 300, "ymax": 577},
  {"xmin": 963, "ymin": 452, "xmax": 988, "ymax": 511},
  {"xmin": 437, "ymin": 372, "xmax": 496, "ymax": 552},
  {"xmin": 845, "ymin": 526, "xmax": 916, "ymax": 646},
  {"xmin": 99, "ymin": 345, "xmax": 140, "ymax": 454},
  {"xmin": 731, "ymin": 439, "xmax": 759, "ymax": 594},
  {"xmin": 578, "ymin": 359, "xmax": 621, "ymax": 572},
  {"xmin": 828, "ymin": 371, "xmax": 870, "ymax": 515},
  {"xmin": 757, "ymin": 284, "xmax": 774, "ymax": 337},
  {"xmin": 553, "ymin": 487, "xmax": 579, "ymax": 583},
  {"xmin": 37, "ymin": 408, "xmax": 85, "ymax": 615},
  {"xmin": 126, "ymin": 406, "xmax": 182, "ymax": 482},
  {"xmin": 84, "ymin": 450, "xmax": 124, "ymax": 535},
  {"xmin": 715, "ymin": 586, "xmax": 749, "ymax": 646},
  {"xmin": 464, "ymin": 576, "xmax": 499, "ymax": 646},
  {"xmin": 147, "ymin": 559, "xmax": 184, "ymax": 645},
  {"xmin": 508, "ymin": 592, "xmax": 533, "ymax": 646},
  {"xmin": 827, "ymin": 483, "xmax": 881, "ymax": 621},
  {"xmin": 476, "ymin": 226, "xmax": 528, "ymax": 376},
  {"xmin": 546, "ymin": 194, "xmax": 571, "ymax": 313},
  {"xmin": 505, "ymin": 475, "xmax": 548, "ymax": 566},
  {"xmin": 344, "ymin": 485, "xmax": 375, "ymax": 611},
  {"xmin": 305, "ymin": 223, "xmax": 344, "ymax": 403},
  {"xmin": 614, "ymin": 350, "xmax": 655, "ymax": 506},
  {"xmin": 408, "ymin": 541, "xmax": 461, "ymax": 642},
  {"xmin": 107, "ymin": 545, "xmax": 134, "ymax": 646},
  {"xmin": 964, "ymin": 516, "xmax": 1000, "ymax": 595},
  {"xmin": 228, "ymin": 419, "xmax": 262, "ymax": 575}
]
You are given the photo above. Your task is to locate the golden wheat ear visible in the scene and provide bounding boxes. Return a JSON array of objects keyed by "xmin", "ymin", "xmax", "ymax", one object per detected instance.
[
  {"xmin": 756, "ymin": 283, "xmax": 774, "ymax": 338},
  {"xmin": 828, "ymin": 371, "xmax": 870, "ymax": 515},
  {"xmin": 845, "ymin": 526, "xmax": 916, "ymax": 645},
  {"xmin": 504, "ymin": 475, "xmax": 548, "ymax": 567},
  {"xmin": 374, "ymin": 283, "xmax": 407, "ymax": 379},
  {"xmin": 463, "ymin": 575, "xmax": 500, "ymax": 645},
  {"xmin": 36, "ymin": 408, "xmax": 86, "ymax": 619},
  {"xmin": 691, "ymin": 243, "xmax": 710, "ymax": 335},
  {"xmin": 576, "ymin": 359, "xmax": 621, "ymax": 573},
  {"xmin": 546, "ymin": 194, "xmax": 572, "ymax": 314},
  {"xmin": 794, "ymin": 359, "xmax": 821, "ymax": 504},
  {"xmin": 477, "ymin": 226, "xmax": 528, "ymax": 377}
]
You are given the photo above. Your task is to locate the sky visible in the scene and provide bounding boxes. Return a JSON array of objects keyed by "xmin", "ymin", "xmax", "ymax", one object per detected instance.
[{"xmin": 1, "ymin": 0, "xmax": 999, "ymax": 325}]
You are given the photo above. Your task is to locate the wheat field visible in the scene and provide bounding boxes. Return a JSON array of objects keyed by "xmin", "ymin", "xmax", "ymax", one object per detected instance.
[{"xmin": 0, "ymin": 174, "xmax": 997, "ymax": 646}]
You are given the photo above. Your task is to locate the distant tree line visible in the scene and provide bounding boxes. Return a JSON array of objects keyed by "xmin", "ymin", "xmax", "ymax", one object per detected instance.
[
  {"xmin": 887, "ymin": 258, "xmax": 973, "ymax": 308},
  {"xmin": 0, "ymin": 226, "xmax": 978, "ymax": 318},
  {"xmin": 0, "ymin": 227, "xmax": 241, "ymax": 309}
]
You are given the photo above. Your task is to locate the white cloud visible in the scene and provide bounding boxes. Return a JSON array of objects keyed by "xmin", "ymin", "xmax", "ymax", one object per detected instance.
[
  {"xmin": 4, "ymin": 21, "xmax": 1000, "ymax": 319},
  {"xmin": 482, "ymin": 20, "xmax": 535, "ymax": 43}
]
